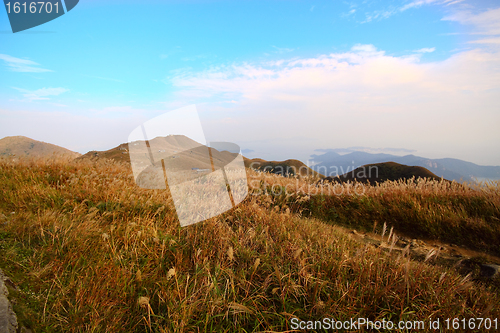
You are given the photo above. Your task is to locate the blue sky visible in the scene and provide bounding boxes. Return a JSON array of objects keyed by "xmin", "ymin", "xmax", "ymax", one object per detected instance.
[{"xmin": 1, "ymin": 0, "xmax": 499, "ymax": 165}]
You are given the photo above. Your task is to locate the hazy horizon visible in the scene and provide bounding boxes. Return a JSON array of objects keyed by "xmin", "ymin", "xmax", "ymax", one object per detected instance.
[
  {"xmin": 1, "ymin": 0, "xmax": 499, "ymax": 166},
  {"xmin": 3, "ymin": 133, "xmax": 500, "ymax": 171}
]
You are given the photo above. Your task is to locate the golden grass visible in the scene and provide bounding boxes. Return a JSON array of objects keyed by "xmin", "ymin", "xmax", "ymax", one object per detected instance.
[
  {"xmin": 248, "ymin": 170, "xmax": 500, "ymax": 255},
  {"xmin": 0, "ymin": 157, "xmax": 499, "ymax": 332}
]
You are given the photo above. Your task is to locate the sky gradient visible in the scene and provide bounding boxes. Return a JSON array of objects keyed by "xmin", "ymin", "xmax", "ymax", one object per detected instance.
[{"xmin": 1, "ymin": 0, "xmax": 499, "ymax": 165}]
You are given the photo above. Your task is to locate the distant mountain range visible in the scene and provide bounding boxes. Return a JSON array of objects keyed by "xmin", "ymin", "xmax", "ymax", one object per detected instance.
[
  {"xmin": 2, "ymin": 135, "xmax": 498, "ymax": 183},
  {"xmin": 77, "ymin": 135, "xmax": 322, "ymax": 179},
  {"xmin": 0, "ymin": 136, "xmax": 80, "ymax": 158},
  {"xmin": 310, "ymin": 151, "xmax": 500, "ymax": 182}
]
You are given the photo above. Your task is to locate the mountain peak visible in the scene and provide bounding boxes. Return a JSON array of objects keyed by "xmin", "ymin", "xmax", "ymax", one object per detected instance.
[{"xmin": 0, "ymin": 136, "xmax": 80, "ymax": 158}]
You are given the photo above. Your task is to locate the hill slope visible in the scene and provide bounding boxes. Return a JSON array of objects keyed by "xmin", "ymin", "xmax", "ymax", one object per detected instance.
[
  {"xmin": 77, "ymin": 142, "xmax": 132, "ymax": 163},
  {"xmin": 0, "ymin": 136, "xmax": 80, "ymax": 159},
  {"xmin": 0, "ymin": 158, "xmax": 499, "ymax": 332},
  {"xmin": 78, "ymin": 135, "xmax": 242, "ymax": 173},
  {"xmin": 78, "ymin": 136, "xmax": 322, "ymax": 179},
  {"xmin": 321, "ymin": 162, "xmax": 443, "ymax": 184},
  {"xmin": 244, "ymin": 157, "xmax": 324, "ymax": 179}
]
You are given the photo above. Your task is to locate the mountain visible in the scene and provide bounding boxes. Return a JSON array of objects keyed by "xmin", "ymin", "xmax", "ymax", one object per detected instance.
[
  {"xmin": 0, "ymin": 136, "xmax": 80, "ymax": 158},
  {"xmin": 320, "ymin": 162, "xmax": 443, "ymax": 184},
  {"xmin": 78, "ymin": 135, "xmax": 322, "ymax": 180},
  {"xmin": 244, "ymin": 158, "xmax": 324, "ymax": 179},
  {"xmin": 77, "ymin": 142, "xmax": 132, "ymax": 163},
  {"xmin": 310, "ymin": 151, "xmax": 500, "ymax": 182},
  {"xmin": 77, "ymin": 135, "xmax": 239, "ymax": 170}
]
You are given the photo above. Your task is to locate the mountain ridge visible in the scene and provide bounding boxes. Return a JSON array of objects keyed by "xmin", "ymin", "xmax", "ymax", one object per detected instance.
[
  {"xmin": 320, "ymin": 161, "xmax": 445, "ymax": 184},
  {"xmin": 76, "ymin": 135, "xmax": 323, "ymax": 179},
  {"xmin": 0, "ymin": 136, "xmax": 80, "ymax": 159},
  {"xmin": 244, "ymin": 157, "xmax": 324, "ymax": 179},
  {"xmin": 311, "ymin": 150, "xmax": 500, "ymax": 181}
]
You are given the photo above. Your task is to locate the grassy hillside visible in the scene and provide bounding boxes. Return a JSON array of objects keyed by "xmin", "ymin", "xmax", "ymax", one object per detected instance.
[
  {"xmin": 0, "ymin": 136, "xmax": 80, "ymax": 159},
  {"xmin": 0, "ymin": 157, "xmax": 499, "ymax": 332},
  {"xmin": 244, "ymin": 157, "xmax": 324, "ymax": 179},
  {"xmin": 79, "ymin": 140, "xmax": 323, "ymax": 181},
  {"xmin": 78, "ymin": 136, "xmax": 240, "ymax": 172},
  {"xmin": 321, "ymin": 161, "xmax": 444, "ymax": 184},
  {"xmin": 78, "ymin": 142, "xmax": 132, "ymax": 163},
  {"xmin": 77, "ymin": 135, "xmax": 205, "ymax": 164}
]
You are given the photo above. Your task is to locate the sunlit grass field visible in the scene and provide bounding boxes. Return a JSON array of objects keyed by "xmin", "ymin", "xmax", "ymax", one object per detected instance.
[{"xmin": 0, "ymin": 157, "xmax": 499, "ymax": 332}]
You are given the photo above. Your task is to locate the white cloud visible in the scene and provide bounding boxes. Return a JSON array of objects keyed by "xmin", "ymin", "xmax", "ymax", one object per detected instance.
[
  {"xmin": 12, "ymin": 87, "xmax": 69, "ymax": 101},
  {"xmin": 443, "ymin": 7, "xmax": 500, "ymax": 37},
  {"xmin": 0, "ymin": 54, "xmax": 52, "ymax": 72},
  {"xmin": 165, "ymin": 43, "xmax": 500, "ymax": 165},
  {"xmin": 400, "ymin": 0, "xmax": 448, "ymax": 12},
  {"xmin": 342, "ymin": 9, "xmax": 356, "ymax": 18},
  {"xmin": 415, "ymin": 47, "xmax": 436, "ymax": 53},
  {"xmin": 442, "ymin": 7, "xmax": 500, "ymax": 49},
  {"xmin": 362, "ymin": 8, "xmax": 399, "ymax": 23},
  {"xmin": 469, "ymin": 37, "xmax": 500, "ymax": 45},
  {"xmin": 362, "ymin": 0, "xmax": 465, "ymax": 23}
]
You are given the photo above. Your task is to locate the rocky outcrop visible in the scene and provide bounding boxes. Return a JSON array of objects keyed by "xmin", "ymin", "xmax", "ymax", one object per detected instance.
[
  {"xmin": 0, "ymin": 269, "xmax": 17, "ymax": 333},
  {"xmin": 480, "ymin": 264, "xmax": 500, "ymax": 279},
  {"xmin": 349, "ymin": 229, "xmax": 500, "ymax": 283}
]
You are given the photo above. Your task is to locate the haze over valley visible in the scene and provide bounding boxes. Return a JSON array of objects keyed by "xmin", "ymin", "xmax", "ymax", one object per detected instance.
[{"xmin": 2, "ymin": 135, "xmax": 499, "ymax": 183}]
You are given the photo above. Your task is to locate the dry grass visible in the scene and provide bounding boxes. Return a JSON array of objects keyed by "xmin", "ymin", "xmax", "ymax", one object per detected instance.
[
  {"xmin": 249, "ymin": 171, "xmax": 500, "ymax": 255},
  {"xmin": 0, "ymin": 157, "xmax": 499, "ymax": 332}
]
